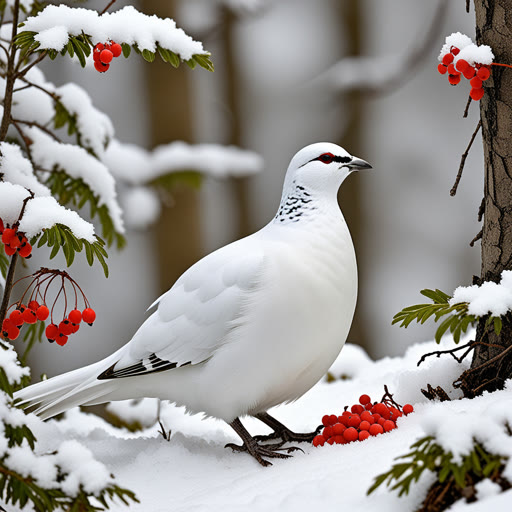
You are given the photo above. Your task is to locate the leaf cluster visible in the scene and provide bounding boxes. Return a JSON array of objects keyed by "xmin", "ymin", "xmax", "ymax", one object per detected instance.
[
  {"xmin": 150, "ymin": 170, "xmax": 203, "ymax": 192},
  {"xmin": 31, "ymin": 224, "xmax": 109, "ymax": 277},
  {"xmin": 392, "ymin": 288, "xmax": 502, "ymax": 344},
  {"xmin": 368, "ymin": 436, "xmax": 507, "ymax": 497}
]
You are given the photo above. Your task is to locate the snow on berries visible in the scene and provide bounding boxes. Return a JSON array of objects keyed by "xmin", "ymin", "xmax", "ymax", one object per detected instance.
[
  {"xmin": 437, "ymin": 33, "xmax": 494, "ymax": 102},
  {"xmin": 93, "ymin": 41, "xmax": 123, "ymax": 73},
  {"xmin": 1, "ymin": 268, "xmax": 96, "ymax": 346},
  {"xmin": 0, "ymin": 218, "xmax": 32, "ymax": 259},
  {"xmin": 312, "ymin": 390, "xmax": 414, "ymax": 448}
]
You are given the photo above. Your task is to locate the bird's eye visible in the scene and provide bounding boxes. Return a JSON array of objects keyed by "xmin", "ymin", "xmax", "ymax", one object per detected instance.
[{"xmin": 318, "ymin": 152, "xmax": 334, "ymax": 164}]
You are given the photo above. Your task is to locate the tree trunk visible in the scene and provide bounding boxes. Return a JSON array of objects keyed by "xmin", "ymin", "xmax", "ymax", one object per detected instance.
[{"xmin": 460, "ymin": 0, "xmax": 512, "ymax": 396}]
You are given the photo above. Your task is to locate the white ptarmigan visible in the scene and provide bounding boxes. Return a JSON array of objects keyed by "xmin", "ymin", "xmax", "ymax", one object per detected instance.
[{"xmin": 14, "ymin": 142, "xmax": 371, "ymax": 466}]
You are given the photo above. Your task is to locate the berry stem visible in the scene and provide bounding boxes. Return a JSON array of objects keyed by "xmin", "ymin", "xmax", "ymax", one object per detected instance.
[{"xmin": 491, "ymin": 62, "xmax": 512, "ymax": 69}]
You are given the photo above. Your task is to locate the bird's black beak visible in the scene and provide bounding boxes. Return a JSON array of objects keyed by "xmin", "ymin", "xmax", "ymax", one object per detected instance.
[{"xmin": 347, "ymin": 157, "xmax": 372, "ymax": 171}]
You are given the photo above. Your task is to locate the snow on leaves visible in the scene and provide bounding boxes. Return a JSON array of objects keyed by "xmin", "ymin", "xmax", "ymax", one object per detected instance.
[{"xmin": 16, "ymin": 4, "xmax": 214, "ymax": 72}]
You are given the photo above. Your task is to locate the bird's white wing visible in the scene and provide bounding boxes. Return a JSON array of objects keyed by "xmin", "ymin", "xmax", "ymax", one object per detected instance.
[{"xmin": 98, "ymin": 238, "xmax": 266, "ymax": 379}]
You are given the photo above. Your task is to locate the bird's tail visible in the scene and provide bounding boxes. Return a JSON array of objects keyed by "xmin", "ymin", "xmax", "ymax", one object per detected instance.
[{"xmin": 14, "ymin": 355, "xmax": 121, "ymax": 420}]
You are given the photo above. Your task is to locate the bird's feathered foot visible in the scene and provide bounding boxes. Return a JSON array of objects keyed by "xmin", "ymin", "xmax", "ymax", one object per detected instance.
[
  {"xmin": 253, "ymin": 412, "xmax": 323, "ymax": 444},
  {"xmin": 227, "ymin": 418, "xmax": 302, "ymax": 466}
]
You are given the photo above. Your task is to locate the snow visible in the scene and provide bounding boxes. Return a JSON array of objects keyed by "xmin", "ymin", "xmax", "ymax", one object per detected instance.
[
  {"xmin": 18, "ymin": 195, "xmax": 96, "ymax": 241},
  {"xmin": 0, "ymin": 182, "xmax": 31, "ymax": 225},
  {"xmin": 451, "ymin": 270, "xmax": 512, "ymax": 316},
  {"xmin": 104, "ymin": 139, "xmax": 263, "ymax": 185},
  {"xmin": 8, "ymin": 334, "xmax": 510, "ymax": 512},
  {"xmin": 0, "ymin": 341, "xmax": 30, "ymax": 386},
  {"xmin": 22, "ymin": 5, "xmax": 208, "ymax": 60},
  {"xmin": 119, "ymin": 186, "xmax": 162, "ymax": 230},
  {"xmin": 439, "ymin": 32, "xmax": 473, "ymax": 60},
  {"xmin": 55, "ymin": 83, "xmax": 114, "ymax": 158},
  {"xmin": 26, "ymin": 127, "xmax": 125, "ymax": 234},
  {"xmin": 0, "ymin": 142, "xmax": 51, "ymax": 197}
]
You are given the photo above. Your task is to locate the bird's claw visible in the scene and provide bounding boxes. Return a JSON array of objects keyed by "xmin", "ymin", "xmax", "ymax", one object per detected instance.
[
  {"xmin": 225, "ymin": 440, "xmax": 300, "ymax": 466},
  {"xmin": 158, "ymin": 420, "xmax": 171, "ymax": 442}
]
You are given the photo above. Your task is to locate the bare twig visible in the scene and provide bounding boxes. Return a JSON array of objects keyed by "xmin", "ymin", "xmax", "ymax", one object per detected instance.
[
  {"xmin": 450, "ymin": 119, "xmax": 482, "ymax": 196},
  {"xmin": 478, "ymin": 197, "xmax": 485, "ymax": 222},
  {"xmin": 380, "ymin": 385, "xmax": 402, "ymax": 409},
  {"xmin": 421, "ymin": 383, "xmax": 451, "ymax": 402},
  {"xmin": 417, "ymin": 341, "xmax": 475, "ymax": 367},
  {"xmin": 466, "ymin": 0, "xmax": 470, "ymax": 13},
  {"xmin": 100, "ymin": 0, "xmax": 117, "ymax": 15},
  {"xmin": 12, "ymin": 118, "xmax": 62, "ymax": 143},
  {"xmin": 17, "ymin": 77, "xmax": 59, "ymax": 102},
  {"xmin": 470, "ymin": 229, "xmax": 483, "ymax": 247},
  {"xmin": 463, "ymin": 94, "xmax": 472, "ymax": 118},
  {"xmin": 15, "ymin": 50, "xmax": 47, "ymax": 79}
]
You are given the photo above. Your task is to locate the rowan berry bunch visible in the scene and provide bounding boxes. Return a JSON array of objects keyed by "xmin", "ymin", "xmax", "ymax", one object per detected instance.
[
  {"xmin": 93, "ymin": 40, "xmax": 123, "ymax": 73},
  {"xmin": 1, "ymin": 268, "xmax": 96, "ymax": 346},
  {"xmin": 312, "ymin": 389, "xmax": 414, "ymax": 447},
  {"xmin": 437, "ymin": 45, "xmax": 491, "ymax": 102},
  {"xmin": 0, "ymin": 218, "xmax": 32, "ymax": 258}
]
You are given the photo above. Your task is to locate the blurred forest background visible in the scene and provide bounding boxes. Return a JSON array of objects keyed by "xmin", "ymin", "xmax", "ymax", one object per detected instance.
[{"xmin": 26, "ymin": 0, "xmax": 482, "ymax": 378}]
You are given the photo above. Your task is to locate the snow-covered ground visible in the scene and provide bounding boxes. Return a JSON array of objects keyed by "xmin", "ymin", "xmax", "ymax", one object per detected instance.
[{"xmin": 15, "ymin": 336, "xmax": 512, "ymax": 511}]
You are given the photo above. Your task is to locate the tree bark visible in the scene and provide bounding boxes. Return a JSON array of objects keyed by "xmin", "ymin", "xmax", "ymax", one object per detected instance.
[{"xmin": 461, "ymin": 0, "xmax": 512, "ymax": 395}]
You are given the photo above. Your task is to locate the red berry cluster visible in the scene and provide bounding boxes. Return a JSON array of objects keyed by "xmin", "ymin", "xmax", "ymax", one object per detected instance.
[
  {"xmin": 312, "ymin": 393, "xmax": 414, "ymax": 447},
  {"xmin": 437, "ymin": 46, "xmax": 491, "ymax": 101},
  {"xmin": 93, "ymin": 41, "xmax": 122, "ymax": 73},
  {"xmin": 0, "ymin": 218, "xmax": 32, "ymax": 258},
  {"xmin": 1, "ymin": 268, "xmax": 96, "ymax": 346}
]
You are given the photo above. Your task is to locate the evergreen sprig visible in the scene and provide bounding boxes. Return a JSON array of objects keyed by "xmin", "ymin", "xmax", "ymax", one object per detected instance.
[
  {"xmin": 31, "ymin": 224, "xmax": 110, "ymax": 278},
  {"xmin": 392, "ymin": 288, "xmax": 502, "ymax": 344},
  {"xmin": 45, "ymin": 171, "xmax": 125, "ymax": 249},
  {"xmin": 368, "ymin": 436, "xmax": 507, "ymax": 497},
  {"xmin": 14, "ymin": 31, "xmax": 214, "ymax": 72}
]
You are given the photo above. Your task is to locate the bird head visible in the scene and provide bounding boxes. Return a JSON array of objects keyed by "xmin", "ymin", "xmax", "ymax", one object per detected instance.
[{"xmin": 283, "ymin": 142, "xmax": 372, "ymax": 195}]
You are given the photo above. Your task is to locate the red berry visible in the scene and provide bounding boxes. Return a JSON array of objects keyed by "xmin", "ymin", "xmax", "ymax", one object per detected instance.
[
  {"xmin": 437, "ymin": 63, "xmax": 447, "ymax": 75},
  {"xmin": 470, "ymin": 76, "xmax": 483, "ymax": 89},
  {"xmin": 0, "ymin": 218, "xmax": 3, "ymax": 234},
  {"xmin": 463, "ymin": 66, "xmax": 476, "ymax": 80},
  {"xmin": 372, "ymin": 413, "xmax": 381, "ymax": 423},
  {"xmin": 7, "ymin": 326, "xmax": 20, "ymax": 340},
  {"xmin": 70, "ymin": 323, "xmax": 80, "ymax": 333},
  {"xmin": 369, "ymin": 424, "xmax": 384, "ymax": 436},
  {"xmin": 322, "ymin": 415, "xmax": 331, "ymax": 427},
  {"xmin": 28, "ymin": 300, "xmax": 39, "ymax": 311},
  {"xmin": 383, "ymin": 420, "xmax": 396, "ymax": 432},
  {"xmin": 312, "ymin": 435, "xmax": 325, "ymax": 447},
  {"xmin": 455, "ymin": 59, "xmax": 469, "ymax": 73},
  {"xmin": 447, "ymin": 63, "xmax": 458, "ymax": 75},
  {"xmin": 18, "ymin": 242, "xmax": 32, "ymax": 258},
  {"xmin": 56, "ymin": 334, "xmax": 68, "ymax": 346},
  {"xmin": 2, "ymin": 318, "xmax": 14, "ymax": 332},
  {"xmin": 68, "ymin": 309, "xmax": 82, "ymax": 324},
  {"xmin": 1, "ymin": 228, "xmax": 16, "ymax": 245},
  {"xmin": 9, "ymin": 309, "xmax": 23, "ymax": 326},
  {"xmin": 4, "ymin": 244, "xmax": 16, "ymax": 256},
  {"xmin": 442, "ymin": 53, "xmax": 454, "ymax": 66},
  {"xmin": 82, "ymin": 308, "xmax": 96, "ymax": 325},
  {"xmin": 59, "ymin": 320, "xmax": 73, "ymax": 336},
  {"xmin": 322, "ymin": 426, "xmax": 333, "ymax": 439},
  {"xmin": 333, "ymin": 435, "xmax": 345, "ymax": 444},
  {"xmin": 326, "ymin": 437, "xmax": 335, "ymax": 445},
  {"xmin": 338, "ymin": 415, "xmax": 349, "ymax": 427},
  {"xmin": 360, "ymin": 411, "xmax": 375, "ymax": 424},
  {"xmin": 9, "ymin": 235, "xmax": 21, "ymax": 249},
  {"xmin": 470, "ymin": 87, "xmax": 485, "ymax": 101},
  {"xmin": 343, "ymin": 427, "xmax": 358, "ymax": 443},
  {"xmin": 448, "ymin": 74, "xmax": 461, "ymax": 85},
  {"xmin": 94, "ymin": 43, "xmax": 105, "ymax": 51},
  {"xmin": 359, "ymin": 430, "xmax": 370, "ymax": 441},
  {"xmin": 332, "ymin": 423, "xmax": 346, "ymax": 436},
  {"xmin": 94, "ymin": 61, "xmax": 110, "ymax": 73},
  {"xmin": 348, "ymin": 414, "xmax": 361, "ymax": 428},
  {"xmin": 351, "ymin": 404, "xmax": 364, "ymax": 414},
  {"xmin": 111, "ymin": 43, "xmax": 122, "ymax": 58},
  {"xmin": 22, "ymin": 308, "xmax": 37, "ymax": 324},
  {"xmin": 372, "ymin": 403, "xmax": 389, "ymax": 418},
  {"xmin": 359, "ymin": 420, "xmax": 371, "ymax": 431},
  {"xmin": 100, "ymin": 49, "xmax": 113, "ymax": 64},
  {"xmin": 364, "ymin": 403, "xmax": 373, "ymax": 410},
  {"xmin": 403, "ymin": 404, "xmax": 414, "ymax": 415},
  {"xmin": 477, "ymin": 66, "xmax": 491, "ymax": 81},
  {"xmin": 450, "ymin": 46, "xmax": 460, "ymax": 56},
  {"xmin": 358, "ymin": 394, "xmax": 371, "ymax": 405},
  {"xmin": 36, "ymin": 305, "xmax": 49, "ymax": 321},
  {"xmin": 45, "ymin": 323, "xmax": 59, "ymax": 341},
  {"xmin": 389, "ymin": 407, "xmax": 402, "ymax": 420}
]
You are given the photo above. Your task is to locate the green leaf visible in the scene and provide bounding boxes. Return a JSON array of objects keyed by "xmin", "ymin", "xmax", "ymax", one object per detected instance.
[
  {"xmin": 142, "ymin": 49, "xmax": 155, "ymax": 62},
  {"xmin": 122, "ymin": 42, "xmax": 131, "ymax": 58},
  {"xmin": 494, "ymin": 316, "xmax": 503, "ymax": 335},
  {"xmin": 435, "ymin": 314, "xmax": 455, "ymax": 343},
  {"xmin": 193, "ymin": 53, "xmax": 214, "ymax": 72}
]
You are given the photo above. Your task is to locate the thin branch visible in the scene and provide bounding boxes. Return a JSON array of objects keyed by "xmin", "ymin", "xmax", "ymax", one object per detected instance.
[
  {"xmin": 463, "ymin": 94, "xmax": 472, "ymax": 118},
  {"xmin": 466, "ymin": 0, "xmax": 470, "ymax": 13},
  {"xmin": 12, "ymin": 118, "xmax": 62, "ymax": 143},
  {"xmin": 100, "ymin": 0, "xmax": 117, "ymax": 15},
  {"xmin": 470, "ymin": 229, "xmax": 483, "ymax": 247},
  {"xmin": 417, "ymin": 341, "xmax": 475, "ymax": 367},
  {"xmin": 478, "ymin": 196, "xmax": 485, "ymax": 222},
  {"xmin": 15, "ymin": 50, "xmax": 47, "ymax": 79},
  {"xmin": 17, "ymin": 76, "xmax": 60, "ymax": 102},
  {"xmin": 450, "ymin": 119, "xmax": 482, "ymax": 196}
]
